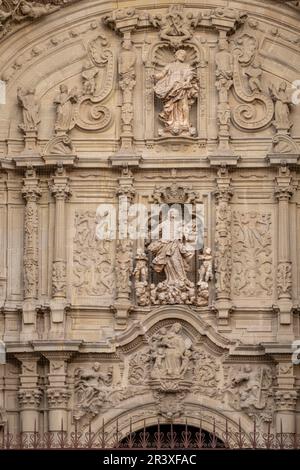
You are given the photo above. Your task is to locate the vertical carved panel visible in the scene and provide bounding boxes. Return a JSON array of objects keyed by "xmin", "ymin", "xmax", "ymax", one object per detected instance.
[
  {"xmin": 72, "ymin": 211, "xmax": 115, "ymax": 302},
  {"xmin": 232, "ymin": 211, "xmax": 273, "ymax": 297}
]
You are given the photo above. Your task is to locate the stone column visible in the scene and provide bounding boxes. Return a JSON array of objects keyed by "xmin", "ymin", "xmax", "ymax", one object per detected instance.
[
  {"xmin": 104, "ymin": 10, "xmax": 140, "ymax": 165},
  {"xmin": 275, "ymin": 390, "xmax": 297, "ymax": 434},
  {"xmin": 44, "ymin": 353, "xmax": 71, "ymax": 432},
  {"xmin": 113, "ymin": 167, "xmax": 135, "ymax": 329},
  {"xmin": 274, "ymin": 361, "xmax": 297, "ymax": 434},
  {"xmin": 21, "ymin": 167, "xmax": 41, "ymax": 341},
  {"xmin": 275, "ymin": 163, "xmax": 294, "ymax": 331},
  {"xmin": 49, "ymin": 165, "xmax": 71, "ymax": 338},
  {"xmin": 214, "ymin": 166, "xmax": 233, "ymax": 329},
  {"xmin": 17, "ymin": 355, "xmax": 42, "ymax": 433}
]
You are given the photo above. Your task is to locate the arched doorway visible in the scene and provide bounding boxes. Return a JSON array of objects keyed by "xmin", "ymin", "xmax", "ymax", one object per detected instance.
[{"xmin": 119, "ymin": 422, "xmax": 225, "ymax": 449}]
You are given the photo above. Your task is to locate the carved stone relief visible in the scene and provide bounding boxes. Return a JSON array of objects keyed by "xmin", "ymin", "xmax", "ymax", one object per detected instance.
[
  {"xmin": 231, "ymin": 33, "xmax": 274, "ymax": 131},
  {"xmin": 232, "ymin": 211, "xmax": 273, "ymax": 297},
  {"xmin": 74, "ymin": 363, "xmax": 113, "ymax": 422},
  {"xmin": 73, "ymin": 211, "xmax": 115, "ymax": 299},
  {"xmin": 0, "ymin": 0, "xmax": 78, "ymax": 40},
  {"xmin": 223, "ymin": 365, "xmax": 275, "ymax": 421}
]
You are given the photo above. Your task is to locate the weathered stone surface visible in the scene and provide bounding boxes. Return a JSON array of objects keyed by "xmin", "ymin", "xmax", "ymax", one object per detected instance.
[{"xmin": 0, "ymin": 0, "xmax": 299, "ymax": 440}]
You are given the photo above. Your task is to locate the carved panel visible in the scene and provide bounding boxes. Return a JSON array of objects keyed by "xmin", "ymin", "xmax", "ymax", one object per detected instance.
[
  {"xmin": 72, "ymin": 211, "xmax": 115, "ymax": 302},
  {"xmin": 232, "ymin": 211, "xmax": 273, "ymax": 297}
]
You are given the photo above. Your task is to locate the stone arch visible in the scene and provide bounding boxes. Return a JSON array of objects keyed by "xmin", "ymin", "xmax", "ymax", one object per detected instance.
[{"xmin": 91, "ymin": 394, "xmax": 254, "ymax": 446}]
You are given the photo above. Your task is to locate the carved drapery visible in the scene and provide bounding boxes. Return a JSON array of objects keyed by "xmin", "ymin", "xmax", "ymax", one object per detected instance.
[{"xmin": 22, "ymin": 168, "xmax": 41, "ymax": 301}]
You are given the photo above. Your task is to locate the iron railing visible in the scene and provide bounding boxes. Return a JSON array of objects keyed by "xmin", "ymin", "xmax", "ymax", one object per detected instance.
[{"xmin": 0, "ymin": 418, "xmax": 300, "ymax": 450}]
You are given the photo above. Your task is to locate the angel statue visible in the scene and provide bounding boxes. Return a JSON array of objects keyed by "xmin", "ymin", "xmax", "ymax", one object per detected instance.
[{"xmin": 153, "ymin": 49, "xmax": 198, "ymax": 137}]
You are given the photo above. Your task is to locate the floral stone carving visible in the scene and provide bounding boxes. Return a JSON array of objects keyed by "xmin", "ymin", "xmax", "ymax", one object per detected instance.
[
  {"xmin": 73, "ymin": 211, "xmax": 115, "ymax": 298},
  {"xmin": 232, "ymin": 211, "xmax": 273, "ymax": 297}
]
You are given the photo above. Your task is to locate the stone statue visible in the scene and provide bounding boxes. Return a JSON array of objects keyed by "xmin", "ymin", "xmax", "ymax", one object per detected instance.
[
  {"xmin": 149, "ymin": 208, "xmax": 193, "ymax": 283},
  {"xmin": 153, "ymin": 49, "xmax": 198, "ymax": 136},
  {"xmin": 133, "ymin": 249, "xmax": 149, "ymax": 306},
  {"xmin": 198, "ymin": 247, "xmax": 213, "ymax": 283},
  {"xmin": 119, "ymin": 38, "xmax": 136, "ymax": 130},
  {"xmin": 196, "ymin": 248, "xmax": 213, "ymax": 307},
  {"xmin": 245, "ymin": 57, "xmax": 263, "ymax": 92},
  {"xmin": 17, "ymin": 87, "xmax": 40, "ymax": 132},
  {"xmin": 54, "ymin": 84, "xmax": 78, "ymax": 133},
  {"xmin": 148, "ymin": 208, "xmax": 196, "ymax": 304},
  {"xmin": 270, "ymin": 81, "xmax": 293, "ymax": 132},
  {"xmin": 216, "ymin": 40, "xmax": 233, "ymax": 82},
  {"xmin": 81, "ymin": 60, "xmax": 98, "ymax": 95},
  {"xmin": 150, "ymin": 323, "xmax": 192, "ymax": 380},
  {"xmin": 215, "ymin": 39, "xmax": 233, "ymax": 103},
  {"xmin": 133, "ymin": 249, "xmax": 148, "ymax": 283},
  {"xmin": 119, "ymin": 39, "xmax": 136, "ymax": 79}
]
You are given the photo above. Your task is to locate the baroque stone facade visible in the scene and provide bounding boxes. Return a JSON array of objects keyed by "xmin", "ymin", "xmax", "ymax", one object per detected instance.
[{"xmin": 0, "ymin": 0, "xmax": 300, "ymax": 442}]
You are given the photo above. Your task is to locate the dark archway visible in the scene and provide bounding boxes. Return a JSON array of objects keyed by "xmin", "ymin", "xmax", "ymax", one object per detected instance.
[{"xmin": 120, "ymin": 423, "xmax": 225, "ymax": 449}]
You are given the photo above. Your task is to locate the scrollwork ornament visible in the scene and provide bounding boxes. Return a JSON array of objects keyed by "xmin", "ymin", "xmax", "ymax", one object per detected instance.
[{"xmin": 231, "ymin": 33, "xmax": 274, "ymax": 130}]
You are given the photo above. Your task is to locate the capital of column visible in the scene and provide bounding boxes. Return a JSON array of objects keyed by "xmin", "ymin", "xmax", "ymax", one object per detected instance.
[
  {"xmin": 274, "ymin": 185, "xmax": 294, "ymax": 202},
  {"xmin": 50, "ymin": 180, "xmax": 72, "ymax": 201},
  {"xmin": 46, "ymin": 388, "xmax": 71, "ymax": 409},
  {"xmin": 275, "ymin": 164, "xmax": 295, "ymax": 202},
  {"xmin": 18, "ymin": 388, "xmax": 42, "ymax": 409},
  {"xmin": 275, "ymin": 390, "xmax": 298, "ymax": 412}
]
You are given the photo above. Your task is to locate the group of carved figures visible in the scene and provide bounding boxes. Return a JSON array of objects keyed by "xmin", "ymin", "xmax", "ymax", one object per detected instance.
[
  {"xmin": 72, "ymin": 323, "xmax": 275, "ymax": 424},
  {"xmin": 132, "ymin": 209, "xmax": 213, "ymax": 307},
  {"xmin": 15, "ymin": 20, "xmax": 295, "ymax": 144}
]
